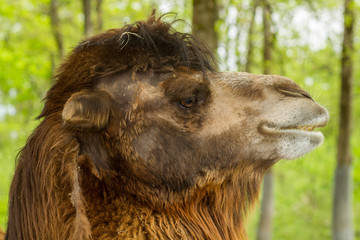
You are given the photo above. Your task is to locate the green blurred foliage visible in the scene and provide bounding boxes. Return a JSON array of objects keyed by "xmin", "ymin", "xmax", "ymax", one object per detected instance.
[{"xmin": 0, "ymin": 0, "xmax": 359, "ymax": 239}]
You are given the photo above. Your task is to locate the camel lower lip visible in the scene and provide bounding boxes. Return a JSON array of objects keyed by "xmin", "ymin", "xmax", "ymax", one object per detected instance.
[{"xmin": 278, "ymin": 129, "xmax": 323, "ymax": 138}]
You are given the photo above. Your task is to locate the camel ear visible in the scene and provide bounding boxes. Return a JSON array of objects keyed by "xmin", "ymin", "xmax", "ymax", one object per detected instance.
[{"xmin": 62, "ymin": 90, "xmax": 113, "ymax": 129}]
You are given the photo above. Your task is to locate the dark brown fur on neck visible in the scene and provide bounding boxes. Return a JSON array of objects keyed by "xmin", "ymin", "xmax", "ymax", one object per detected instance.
[{"xmin": 79, "ymin": 153, "xmax": 270, "ymax": 240}]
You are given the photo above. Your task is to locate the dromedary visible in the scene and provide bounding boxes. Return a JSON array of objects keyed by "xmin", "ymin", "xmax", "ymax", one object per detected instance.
[{"xmin": 4, "ymin": 15, "xmax": 328, "ymax": 240}]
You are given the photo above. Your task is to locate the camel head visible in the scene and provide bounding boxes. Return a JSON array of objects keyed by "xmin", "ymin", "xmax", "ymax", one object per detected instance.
[
  {"xmin": 43, "ymin": 15, "xmax": 328, "ymax": 207},
  {"xmin": 61, "ymin": 67, "xmax": 328, "ymax": 204}
]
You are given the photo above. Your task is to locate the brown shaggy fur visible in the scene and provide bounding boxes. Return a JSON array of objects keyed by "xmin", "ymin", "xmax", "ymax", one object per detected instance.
[{"xmin": 5, "ymin": 13, "xmax": 328, "ymax": 240}]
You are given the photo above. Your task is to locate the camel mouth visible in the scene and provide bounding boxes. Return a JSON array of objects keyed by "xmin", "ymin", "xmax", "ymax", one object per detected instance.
[
  {"xmin": 261, "ymin": 118, "xmax": 327, "ymax": 136},
  {"xmin": 260, "ymin": 118, "xmax": 328, "ymax": 159},
  {"xmin": 278, "ymin": 124, "xmax": 324, "ymax": 132},
  {"xmin": 262, "ymin": 112, "xmax": 328, "ymax": 135},
  {"xmin": 263, "ymin": 124, "xmax": 325, "ymax": 134},
  {"xmin": 274, "ymin": 125, "xmax": 325, "ymax": 146}
]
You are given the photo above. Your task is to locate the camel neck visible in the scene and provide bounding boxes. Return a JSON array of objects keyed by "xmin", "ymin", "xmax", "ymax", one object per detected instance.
[
  {"xmin": 80, "ymin": 170, "xmax": 266, "ymax": 240},
  {"xmin": 84, "ymin": 192, "xmax": 246, "ymax": 239}
]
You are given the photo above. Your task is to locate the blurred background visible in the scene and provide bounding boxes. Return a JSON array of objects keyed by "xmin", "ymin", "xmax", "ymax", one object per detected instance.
[{"xmin": 0, "ymin": 0, "xmax": 359, "ymax": 239}]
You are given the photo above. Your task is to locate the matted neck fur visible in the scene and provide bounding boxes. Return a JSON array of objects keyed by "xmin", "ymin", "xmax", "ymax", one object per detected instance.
[{"xmin": 5, "ymin": 14, "xmax": 328, "ymax": 240}]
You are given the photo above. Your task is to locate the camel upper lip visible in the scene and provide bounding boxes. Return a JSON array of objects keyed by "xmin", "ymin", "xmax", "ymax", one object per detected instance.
[{"xmin": 277, "ymin": 124, "xmax": 324, "ymax": 132}]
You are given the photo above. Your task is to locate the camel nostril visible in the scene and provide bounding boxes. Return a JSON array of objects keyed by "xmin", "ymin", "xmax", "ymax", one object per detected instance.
[
  {"xmin": 300, "ymin": 92, "xmax": 314, "ymax": 101},
  {"xmin": 276, "ymin": 86, "xmax": 314, "ymax": 101}
]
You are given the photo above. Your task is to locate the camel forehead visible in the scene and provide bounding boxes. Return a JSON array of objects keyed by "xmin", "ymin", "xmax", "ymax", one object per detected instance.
[
  {"xmin": 137, "ymin": 71, "xmax": 265, "ymax": 99},
  {"xmin": 209, "ymin": 71, "xmax": 299, "ymax": 87},
  {"xmin": 97, "ymin": 69, "xmax": 204, "ymax": 90}
]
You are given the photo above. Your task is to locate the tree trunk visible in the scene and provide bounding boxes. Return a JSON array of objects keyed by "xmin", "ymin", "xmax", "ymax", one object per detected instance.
[
  {"xmin": 257, "ymin": 1, "xmax": 273, "ymax": 240},
  {"xmin": 235, "ymin": 8, "xmax": 241, "ymax": 71},
  {"xmin": 257, "ymin": 170, "xmax": 274, "ymax": 240},
  {"xmin": 333, "ymin": 0, "xmax": 355, "ymax": 239},
  {"xmin": 223, "ymin": 2, "xmax": 232, "ymax": 71},
  {"xmin": 82, "ymin": 0, "xmax": 92, "ymax": 37},
  {"xmin": 245, "ymin": 0, "xmax": 259, "ymax": 73},
  {"xmin": 262, "ymin": 0, "xmax": 272, "ymax": 75},
  {"xmin": 49, "ymin": 0, "xmax": 64, "ymax": 59},
  {"xmin": 95, "ymin": 0, "xmax": 103, "ymax": 33},
  {"xmin": 192, "ymin": 0, "xmax": 218, "ymax": 56}
]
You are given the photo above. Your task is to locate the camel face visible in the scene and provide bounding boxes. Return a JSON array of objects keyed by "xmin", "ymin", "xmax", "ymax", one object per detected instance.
[{"xmin": 82, "ymin": 68, "xmax": 329, "ymax": 197}]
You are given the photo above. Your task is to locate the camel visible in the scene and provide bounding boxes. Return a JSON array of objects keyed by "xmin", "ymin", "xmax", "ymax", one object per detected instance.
[{"xmin": 4, "ymin": 15, "xmax": 328, "ymax": 240}]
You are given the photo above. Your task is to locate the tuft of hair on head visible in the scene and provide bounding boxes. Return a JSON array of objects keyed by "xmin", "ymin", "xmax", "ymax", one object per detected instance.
[{"xmin": 77, "ymin": 10, "xmax": 217, "ymax": 73}]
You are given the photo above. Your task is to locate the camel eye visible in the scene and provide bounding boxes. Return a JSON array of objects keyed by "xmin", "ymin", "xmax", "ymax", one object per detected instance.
[{"xmin": 179, "ymin": 96, "xmax": 198, "ymax": 109}]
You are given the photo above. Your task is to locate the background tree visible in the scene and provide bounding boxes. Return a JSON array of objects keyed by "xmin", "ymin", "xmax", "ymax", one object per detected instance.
[
  {"xmin": 333, "ymin": 0, "xmax": 355, "ymax": 239},
  {"xmin": 82, "ymin": 0, "xmax": 92, "ymax": 37},
  {"xmin": 49, "ymin": 0, "xmax": 64, "ymax": 60},
  {"xmin": 257, "ymin": 1, "xmax": 274, "ymax": 240},
  {"xmin": 96, "ymin": 0, "xmax": 103, "ymax": 33},
  {"xmin": 245, "ymin": 0, "xmax": 259, "ymax": 73},
  {"xmin": 192, "ymin": 0, "xmax": 218, "ymax": 55}
]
